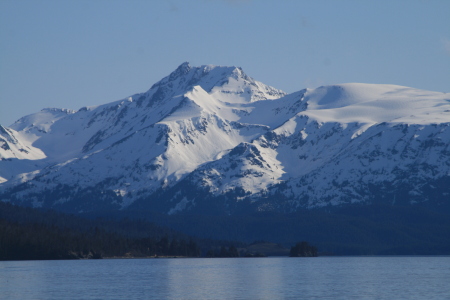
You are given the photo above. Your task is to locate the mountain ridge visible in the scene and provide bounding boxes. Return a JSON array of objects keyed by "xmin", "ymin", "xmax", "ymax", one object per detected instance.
[{"xmin": 1, "ymin": 63, "xmax": 449, "ymax": 215}]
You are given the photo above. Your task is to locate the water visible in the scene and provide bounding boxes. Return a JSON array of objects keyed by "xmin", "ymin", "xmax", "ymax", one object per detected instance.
[{"xmin": 1, "ymin": 257, "xmax": 449, "ymax": 300}]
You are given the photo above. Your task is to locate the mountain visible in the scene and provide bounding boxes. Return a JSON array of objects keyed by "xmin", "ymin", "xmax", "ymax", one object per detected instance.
[{"xmin": 1, "ymin": 63, "xmax": 449, "ymax": 216}]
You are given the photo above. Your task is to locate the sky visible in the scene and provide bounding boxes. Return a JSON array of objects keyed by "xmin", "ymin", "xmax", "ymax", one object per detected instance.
[{"xmin": 1, "ymin": 0, "xmax": 449, "ymax": 126}]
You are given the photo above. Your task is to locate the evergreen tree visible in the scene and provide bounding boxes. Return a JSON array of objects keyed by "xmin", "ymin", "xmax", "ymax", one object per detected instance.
[{"xmin": 289, "ymin": 241, "xmax": 318, "ymax": 257}]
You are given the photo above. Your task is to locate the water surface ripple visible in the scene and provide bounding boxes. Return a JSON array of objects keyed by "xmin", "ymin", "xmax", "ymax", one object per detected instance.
[{"xmin": 1, "ymin": 256, "xmax": 449, "ymax": 299}]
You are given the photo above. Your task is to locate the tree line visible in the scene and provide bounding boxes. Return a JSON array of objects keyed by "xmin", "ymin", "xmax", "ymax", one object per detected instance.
[
  {"xmin": 0, "ymin": 202, "xmax": 323, "ymax": 260},
  {"xmin": 0, "ymin": 218, "xmax": 200, "ymax": 260},
  {"xmin": 0, "ymin": 202, "xmax": 205, "ymax": 260}
]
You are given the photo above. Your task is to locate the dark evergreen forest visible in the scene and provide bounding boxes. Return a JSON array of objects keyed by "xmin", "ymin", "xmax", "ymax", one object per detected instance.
[
  {"xmin": 0, "ymin": 202, "xmax": 298, "ymax": 260},
  {"xmin": 2, "ymin": 201, "xmax": 450, "ymax": 259},
  {"xmin": 0, "ymin": 202, "xmax": 230, "ymax": 260},
  {"xmin": 0, "ymin": 219, "xmax": 200, "ymax": 260}
]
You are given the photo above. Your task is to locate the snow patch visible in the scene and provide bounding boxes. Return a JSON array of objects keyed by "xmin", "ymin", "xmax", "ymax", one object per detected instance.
[{"xmin": 168, "ymin": 197, "xmax": 190, "ymax": 215}]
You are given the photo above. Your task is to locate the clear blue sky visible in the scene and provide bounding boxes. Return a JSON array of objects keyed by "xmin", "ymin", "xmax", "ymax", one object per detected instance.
[{"xmin": 1, "ymin": 0, "xmax": 449, "ymax": 126}]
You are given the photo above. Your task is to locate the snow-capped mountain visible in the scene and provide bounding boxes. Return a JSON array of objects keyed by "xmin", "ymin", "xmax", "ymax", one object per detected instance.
[{"xmin": 1, "ymin": 63, "xmax": 449, "ymax": 215}]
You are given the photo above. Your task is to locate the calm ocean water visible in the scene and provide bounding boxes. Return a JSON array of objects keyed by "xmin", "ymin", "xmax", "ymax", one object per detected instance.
[{"xmin": 1, "ymin": 256, "xmax": 449, "ymax": 300}]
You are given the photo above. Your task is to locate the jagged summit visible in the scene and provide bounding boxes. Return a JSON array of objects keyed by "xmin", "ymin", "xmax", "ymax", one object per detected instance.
[
  {"xmin": 146, "ymin": 62, "xmax": 286, "ymax": 105},
  {"xmin": 171, "ymin": 61, "xmax": 191, "ymax": 77}
]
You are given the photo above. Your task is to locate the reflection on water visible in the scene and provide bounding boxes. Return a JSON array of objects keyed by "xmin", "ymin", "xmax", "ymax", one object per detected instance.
[
  {"xmin": 165, "ymin": 258, "xmax": 286, "ymax": 299},
  {"xmin": 1, "ymin": 257, "xmax": 449, "ymax": 300}
]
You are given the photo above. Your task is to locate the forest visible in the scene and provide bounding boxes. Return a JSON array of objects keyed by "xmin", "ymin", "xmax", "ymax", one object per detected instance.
[
  {"xmin": 0, "ymin": 201, "xmax": 203, "ymax": 260},
  {"xmin": 0, "ymin": 219, "xmax": 201, "ymax": 260},
  {"xmin": 2, "ymin": 200, "xmax": 449, "ymax": 259},
  {"xmin": 0, "ymin": 202, "xmax": 288, "ymax": 260}
]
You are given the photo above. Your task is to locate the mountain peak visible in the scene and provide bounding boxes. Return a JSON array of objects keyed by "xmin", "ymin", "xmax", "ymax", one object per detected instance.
[
  {"xmin": 169, "ymin": 62, "xmax": 192, "ymax": 81},
  {"xmin": 146, "ymin": 63, "xmax": 285, "ymax": 105}
]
